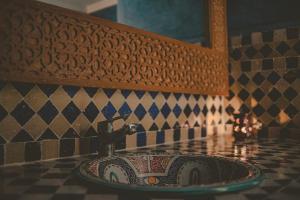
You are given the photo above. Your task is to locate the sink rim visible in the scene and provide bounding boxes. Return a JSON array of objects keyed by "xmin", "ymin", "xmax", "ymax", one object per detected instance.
[{"xmin": 76, "ymin": 154, "xmax": 264, "ymax": 195}]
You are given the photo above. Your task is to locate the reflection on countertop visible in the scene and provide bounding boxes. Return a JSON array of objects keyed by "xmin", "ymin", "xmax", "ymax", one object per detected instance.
[{"xmin": 0, "ymin": 135, "xmax": 300, "ymax": 200}]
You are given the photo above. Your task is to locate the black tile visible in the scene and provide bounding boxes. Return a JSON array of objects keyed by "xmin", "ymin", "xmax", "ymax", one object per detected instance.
[
  {"xmin": 239, "ymin": 104, "xmax": 250, "ymax": 113},
  {"xmin": 262, "ymin": 59, "xmax": 273, "ymax": 70},
  {"xmin": 12, "ymin": 82, "xmax": 34, "ymax": 96},
  {"xmin": 11, "ymin": 129, "xmax": 33, "ymax": 142},
  {"xmin": 229, "ymin": 75, "xmax": 235, "ymax": 86},
  {"xmin": 225, "ymin": 105, "xmax": 234, "ymax": 115},
  {"xmin": 62, "ymin": 85, "xmax": 80, "ymax": 98},
  {"xmin": 0, "ymin": 145, "xmax": 4, "ymax": 165},
  {"xmin": 38, "ymin": 128, "xmax": 58, "ymax": 141},
  {"xmin": 25, "ymin": 142, "xmax": 41, "ymax": 162},
  {"xmin": 276, "ymin": 41, "xmax": 290, "ymax": 55},
  {"xmin": 25, "ymin": 185, "xmax": 59, "ymax": 194},
  {"xmin": 62, "ymin": 102, "xmax": 81, "ymax": 124},
  {"xmin": 183, "ymin": 104, "xmax": 192, "ymax": 117},
  {"xmin": 262, "ymin": 31, "xmax": 273, "ymax": 42},
  {"xmin": 173, "ymin": 129, "xmax": 180, "ymax": 141},
  {"xmin": 38, "ymin": 84, "xmax": 59, "ymax": 97},
  {"xmin": 0, "ymin": 104, "xmax": 8, "ymax": 122},
  {"xmin": 267, "ymin": 88, "xmax": 281, "ymax": 101},
  {"xmin": 227, "ymin": 90, "xmax": 235, "ymax": 100},
  {"xmin": 84, "ymin": 126, "xmax": 97, "ymax": 137},
  {"xmin": 241, "ymin": 61, "xmax": 251, "ymax": 72},
  {"xmin": 134, "ymin": 90, "xmax": 145, "ymax": 99},
  {"xmin": 283, "ymin": 87, "xmax": 297, "ymax": 101},
  {"xmin": 237, "ymin": 73, "xmax": 250, "ymax": 86},
  {"xmin": 38, "ymin": 101, "xmax": 59, "ymax": 124},
  {"xmin": 201, "ymin": 127, "xmax": 207, "ymax": 137},
  {"xmin": 284, "ymin": 104, "xmax": 298, "ymax": 118},
  {"xmin": 210, "ymin": 105, "xmax": 216, "ymax": 114},
  {"xmin": 62, "ymin": 128, "xmax": 79, "ymax": 138},
  {"xmin": 162, "ymin": 122, "xmax": 171, "ymax": 130},
  {"xmin": 267, "ymin": 71, "xmax": 281, "ymax": 84},
  {"xmin": 60, "ymin": 139, "xmax": 75, "ymax": 157},
  {"xmin": 11, "ymin": 101, "xmax": 35, "ymax": 126},
  {"xmin": 267, "ymin": 105, "xmax": 280, "ymax": 117},
  {"xmin": 252, "ymin": 88, "xmax": 265, "ymax": 101},
  {"xmin": 287, "ymin": 27, "xmax": 299, "ymax": 39},
  {"xmin": 0, "ymin": 135, "xmax": 6, "ymax": 145},
  {"xmin": 286, "ymin": 57, "xmax": 298, "ymax": 69},
  {"xmin": 252, "ymin": 72, "xmax": 265, "ymax": 85},
  {"xmin": 238, "ymin": 89, "xmax": 249, "ymax": 101},
  {"xmin": 202, "ymin": 105, "xmax": 208, "ymax": 116},
  {"xmin": 253, "ymin": 104, "xmax": 265, "ymax": 117},
  {"xmin": 231, "ymin": 48, "xmax": 242, "ymax": 60}
]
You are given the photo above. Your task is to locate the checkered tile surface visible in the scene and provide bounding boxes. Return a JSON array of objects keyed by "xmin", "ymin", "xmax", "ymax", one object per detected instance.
[
  {"xmin": 1, "ymin": 136, "xmax": 300, "ymax": 200},
  {"xmin": 0, "ymin": 81, "xmax": 225, "ymax": 165},
  {"xmin": 226, "ymin": 27, "xmax": 300, "ymax": 137}
]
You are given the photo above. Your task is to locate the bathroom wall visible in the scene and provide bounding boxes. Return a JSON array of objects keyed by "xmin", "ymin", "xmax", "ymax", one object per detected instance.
[
  {"xmin": 0, "ymin": 82, "xmax": 225, "ymax": 165},
  {"xmin": 225, "ymin": 27, "xmax": 300, "ymax": 138}
]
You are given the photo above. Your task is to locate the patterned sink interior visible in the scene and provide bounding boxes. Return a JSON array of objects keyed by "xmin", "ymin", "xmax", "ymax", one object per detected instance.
[{"xmin": 77, "ymin": 153, "xmax": 263, "ymax": 195}]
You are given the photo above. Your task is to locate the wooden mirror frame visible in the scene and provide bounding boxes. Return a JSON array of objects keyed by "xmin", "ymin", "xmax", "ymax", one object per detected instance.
[{"xmin": 0, "ymin": 0, "xmax": 228, "ymax": 95}]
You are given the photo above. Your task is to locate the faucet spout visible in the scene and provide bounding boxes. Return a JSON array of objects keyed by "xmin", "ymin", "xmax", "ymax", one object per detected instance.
[{"xmin": 97, "ymin": 114, "xmax": 139, "ymax": 157}]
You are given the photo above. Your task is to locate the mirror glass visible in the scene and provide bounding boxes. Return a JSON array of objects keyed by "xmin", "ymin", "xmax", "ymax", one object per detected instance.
[{"xmin": 38, "ymin": 0, "xmax": 210, "ymax": 46}]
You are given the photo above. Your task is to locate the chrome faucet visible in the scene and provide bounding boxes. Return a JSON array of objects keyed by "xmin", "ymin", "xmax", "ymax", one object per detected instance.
[{"xmin": 97, "ymin": 113, "xmax": 138, "ymax": 157}]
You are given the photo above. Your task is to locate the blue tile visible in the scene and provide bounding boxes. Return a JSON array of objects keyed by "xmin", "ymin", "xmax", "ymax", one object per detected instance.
[
  {"xmin": 136, "ymin": 124, "xmax": 145, "ymax": 132},
  {"xmin": 137, "ymin": 132, "xmax": 146, "ymax": 147},
  {"xmin": 173, "ymin": 129, "xmax": 180, "ymax": 141},
  {"xmin": 62, "ymin": 102, "xmax": 81, "ymax": 123},
  {"xmin": 173, "ymin": 121, "xmax": 180, "ymax": 129},
  {"xmin": 38, "ymin": 101, "xmax": 58, "ymax": 124},
  {"xmin": 12, "ymin": 82, "xmax": 34, "ymax": 96},
  {"xmin": 193, "ymin": 104, "xmax": 200, "ymax": 116},
  {"xmin": 103, "ymin": 88, "xmax": 116, "ymax": 98},
  {"xmin": 188, "ymin": 128, "xmax": 194, "ymax": 139},
  {"xmin": 38, "ymin": 128, "xmax": 58, "ymax": 141},
  {"xmin": 83, "ymin": 87, "xmax": 98, "ymax": 98},
  {"xmin": 0, "ymin": 104, "xmax": 8, "ymax": 122},
  {"xmin": 62, "ymin": 85, "xmax": 80, "ymax": 98},
  {"xmin": 121, "ymin": 89, "xmax": 131, "ymax": 98},
  {"xmin": 62, "ymin": 128, "xmax": 79, "ymax": 138},
  {"xmin": 11, "ymin": 101, "xmax": 35, "ymax": 126},
  {"xmin": 118, "ymin": 102, "xmax": 132, "ymax": 116},
  {"xmin": 183, "ymin": 104, "xmax": 192, "ymax": 117},
  {"xmin": 148, "ymin": 103, "xmax": 159, "ymax": 120},
  {"xmin": 38, "ymin": 84, "xmax": 58, "ymax": 97},
  {"xmin": 134, "ymin": 104, "xmax": 146, "ymax": 120},
  {"xmin": 102, "ymin": 102, "xmax": 117, "ymax": 120},
  {"xmin": 115, "ymin": 137, "xmax": 126, "ymax": 150},
  {"xmin": 11, "ymin": 129, "xmax": 33, "ymax": 142},
  {"xmin": 149, "ymin": 123, "xmax": 159, "ymax": 131},
  {"xmin": 201, "ymin": 127, "xmax": 207, "ymax": 137},
  {"xmin": 156, "ymin": 130, "xmax": 165, "ymax": 144},
  {"xmin": 84, "ymin": 102, "xmax": 99, "ymax": 122},
  {"xmin": 134, "ymin": 90, "xmax": 145, "ymax": 99},
  {"xmin": 173, "ymin": 104, "xmax": 182, "ymax": 118},
  {"xmin": 161, "ymin": 103, "xmax": 171, "ymax": 118},
  {"xmin": 149, "ymin": 91, "xmax": 158, "ymax": 99}
]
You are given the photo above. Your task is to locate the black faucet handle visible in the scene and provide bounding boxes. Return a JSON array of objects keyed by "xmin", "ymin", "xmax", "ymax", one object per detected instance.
[{"xmin": 97, "ymin": 113, "xmax": 132, "ymax": 134}]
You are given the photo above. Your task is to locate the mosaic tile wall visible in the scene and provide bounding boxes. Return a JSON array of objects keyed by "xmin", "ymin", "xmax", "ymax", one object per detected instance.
[
  {"xmin": 225, "ymin": 27, "xmax": 300, "ymax": 137},
  {"xmin": 0, "ymin": 82, "xmax": 225, "ymax": 165}
]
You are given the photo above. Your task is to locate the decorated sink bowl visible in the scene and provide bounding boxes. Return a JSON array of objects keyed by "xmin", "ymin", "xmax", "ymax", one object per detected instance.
[{"xmin": 76, "ymin": 153, "xmax": 263, "ymax": 195}]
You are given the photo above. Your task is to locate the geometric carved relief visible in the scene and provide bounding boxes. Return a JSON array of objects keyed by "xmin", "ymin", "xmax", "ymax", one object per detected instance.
[{"xmin": 0, "ymin": 0, "xmax": 228, "ymax": 95}]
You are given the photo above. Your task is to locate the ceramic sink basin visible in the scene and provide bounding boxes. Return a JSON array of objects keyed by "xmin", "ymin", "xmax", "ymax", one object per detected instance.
[{"xmin": 76, "ymin": 152, "xmax": 263, "ymax": 195}]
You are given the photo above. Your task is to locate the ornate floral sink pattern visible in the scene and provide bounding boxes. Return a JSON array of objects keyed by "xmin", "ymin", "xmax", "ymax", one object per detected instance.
[{"xmin": 77, "ymin": 153, "xmax": 263, "ymax": 195}]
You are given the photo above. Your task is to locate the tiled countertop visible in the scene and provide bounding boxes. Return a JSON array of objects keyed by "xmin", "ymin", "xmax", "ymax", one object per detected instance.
[{"xmin": 1, "ymin": 136, "xmax": 300, "ymax": 200}]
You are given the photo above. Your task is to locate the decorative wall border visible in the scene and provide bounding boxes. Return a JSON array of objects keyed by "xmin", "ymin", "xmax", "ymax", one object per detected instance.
[{"xmin": 0, "ymin": 0, "xmax": 228, "ymax": 95}]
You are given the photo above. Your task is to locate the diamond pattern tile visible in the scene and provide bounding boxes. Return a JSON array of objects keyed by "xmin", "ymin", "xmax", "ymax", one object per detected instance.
[
  {"xmin": 38, "ymin": 128, "xmax": 58, "ymax": 141},
  {"xmin": 0, "ymin": 104, "xmax": 8, "ymax": 122},
  {"xmin": 283, "ymin": 87, "xmax": 297, "ymax": 101},
  {"xmin": 252, "ymin": 72, "xmax": 265, "ymax": 85},
  {"xmin": 276, "ymin": 41, "xmax": 290, "ymax": 55},
  {"xmin": 83, "ymin": 102, "xmax": 99, "ymax": 123},
  {"xmin": 260, "ymin": 44, "xmax": 273, "ymax": 57},
  {"xmin": 62, "ymin": 102, "xmax": 81, "ymax": 124},
  {"xmin": 38, "ymin": 84, "xmax": 59, "ymax": 97},
  {"xmin": 267, "ymin": 104, "xmax": 281, "ymax": 117},
  {"xmin": 253, "ymin": 104, "xmax": 266, "ymax": 117},
  {"xmin": 102, "ymin": 102, "xmax": 117, "ymax": 120},
  {"xmin": 118, "ymin": 102, "xmax": 132, "ymax": 116},
  {"xmin": 238, "ymin": 89, "xmax": 250, "ymax": 101},
  {"xmin": 11, "ymin": 101, "xmax": 35, "ymax": 126},
  {"xmin": 161, "ymin": 103, "xmax": 171, "ymax": 118},
  {"xmin": 148, "ymin": 103, "xmax": 159, "ymax": 120},
  {"xmin": 268, "ymin": 88, "xmax": 281, "ymax": 101},
  {"xmin": 62, "ymin": 86, "xmax": 80, "ymax": 98},
  {"xmin": 11, "ymin": 129, "xmax": 33, "ymax": 142},
  {"xmin": 183, "ymin": 104, "xmax": 192, "ymax": 117},
  {"xmin": 238, "ymin": 74, "xmax": 250, "ymax": 86},
  {"xmin": 12, "ymin": 82, "xmax": 34, "ymax": 97},
  {"xmin": 134, "ymin": 104, "xmax": 147, "ymax": 120},
  {"xmin": 245, "ymin": 46, "xmax": 257, "ymax": 58},
  {"xmin": 284, "ymin": 104, "xmax": 298, "ymax": 118},
  {"xmin": 38, "ymin": 101, "xmax": 59, "ymax": 124},
  {"xmin": 267, "ymin": 71, "xmax": 281, "ymax": 84}
]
